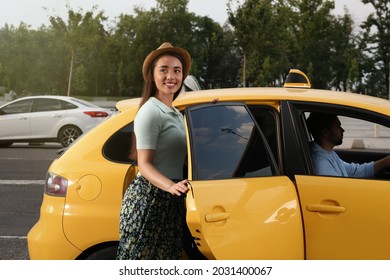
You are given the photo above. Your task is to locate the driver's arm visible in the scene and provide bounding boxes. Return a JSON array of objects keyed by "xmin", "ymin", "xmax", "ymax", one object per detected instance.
[{"xmin": 374, "ymin": 155, "xmax": 390, "ymax": 176}]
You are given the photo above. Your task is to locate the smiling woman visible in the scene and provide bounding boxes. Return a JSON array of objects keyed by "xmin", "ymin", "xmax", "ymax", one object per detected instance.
[{"xmin": 116, "ymin": 42, "xmax": 191, "ymax": 260}]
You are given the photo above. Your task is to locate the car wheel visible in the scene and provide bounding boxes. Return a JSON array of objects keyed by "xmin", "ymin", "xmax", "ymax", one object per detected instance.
[
  {"xmin": 82, "ymin": 244, "xmax": 118, "ymax": 260},
  {"xmin": 58, "ymin": 125, "xmax": 82, "ymax": 147},
  {"xmin": 0, "ymin": 141, "xmax": 13, "ymax": 148}
]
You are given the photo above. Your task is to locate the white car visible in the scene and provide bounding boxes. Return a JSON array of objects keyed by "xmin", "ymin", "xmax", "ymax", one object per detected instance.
[{"xmin": 0, "ymin": 95, "xmax": 114, "ymax": 147}]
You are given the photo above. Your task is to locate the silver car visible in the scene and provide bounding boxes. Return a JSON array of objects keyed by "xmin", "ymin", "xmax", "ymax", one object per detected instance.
[{"xmin": 0, "ymin": 95, "xmax": 114, "ymax": 147}]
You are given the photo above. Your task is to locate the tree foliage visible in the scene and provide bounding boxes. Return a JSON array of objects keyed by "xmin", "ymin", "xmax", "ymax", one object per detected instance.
[
  {"xmin": 360, "ymin": 0, "xmax": 390, "ymax": 97},
  {"xmin": 0, "ymin": 0, "xmax": 388, "ymax": 98},
  {"xmin": 49, "ymin": 5, "xmax": 108, "ymax": 96}
]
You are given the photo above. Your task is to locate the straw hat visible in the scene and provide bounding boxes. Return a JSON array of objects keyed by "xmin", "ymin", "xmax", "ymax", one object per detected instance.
[{"xmin": 142, "ymin": 42, "xmax": 191, "ymax": 81}]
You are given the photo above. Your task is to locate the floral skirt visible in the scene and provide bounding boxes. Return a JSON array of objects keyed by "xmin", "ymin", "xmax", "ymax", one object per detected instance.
[{"xmin": 116, "ymin": 174, "xmax": 185, "ymax": 260}]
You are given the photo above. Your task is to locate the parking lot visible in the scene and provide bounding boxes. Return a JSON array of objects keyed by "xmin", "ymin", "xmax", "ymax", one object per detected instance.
[{"xmin": 0, "ymin": 144, "xmax": 59, "ymax": 259}]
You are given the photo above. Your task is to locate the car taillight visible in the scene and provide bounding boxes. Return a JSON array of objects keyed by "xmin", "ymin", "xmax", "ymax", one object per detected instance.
[
  {"xmin": 45, "ymin": 172, "xmax": 68, "ymax": 197},
  {"xmin": 83, "ymin": 111, "xmax": 109, "ymax": 117}
]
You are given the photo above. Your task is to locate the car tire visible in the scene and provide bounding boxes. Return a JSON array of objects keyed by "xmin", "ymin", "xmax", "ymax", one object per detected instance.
[
  {"xmin": 83, "ymin": 244, "xmax": 118, "ymax": 260},
  {"xmin": 58, "ymin": 125, "xmax": 82, "ymax": 147}
]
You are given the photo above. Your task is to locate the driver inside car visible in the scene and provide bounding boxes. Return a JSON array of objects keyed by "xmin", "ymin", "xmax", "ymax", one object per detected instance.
[{"xmin": 306, "ymin": 112, "xmax": 390, "ymax": 177}]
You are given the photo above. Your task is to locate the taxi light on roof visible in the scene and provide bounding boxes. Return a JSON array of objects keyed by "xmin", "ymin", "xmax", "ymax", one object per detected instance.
[{"xmin": 284, "ymin": 69, "xmax": 311, "ymax": 88}]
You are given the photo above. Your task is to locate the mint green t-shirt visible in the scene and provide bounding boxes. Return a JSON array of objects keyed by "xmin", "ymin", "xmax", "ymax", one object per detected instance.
[{"xmin": 134, "ymin": 97, "xmax": 186, "ymax": 180}]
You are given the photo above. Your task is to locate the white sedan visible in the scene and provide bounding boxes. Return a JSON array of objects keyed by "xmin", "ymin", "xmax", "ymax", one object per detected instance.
[{"xmin": 0, "ymin": 95, "xmax": 114, "ymax": 147}]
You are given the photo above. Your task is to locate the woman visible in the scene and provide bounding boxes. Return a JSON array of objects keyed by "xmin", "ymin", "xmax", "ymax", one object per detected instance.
[{"xmin": 116, "ymin": 42, "xmax": 190, "ymax": 260}]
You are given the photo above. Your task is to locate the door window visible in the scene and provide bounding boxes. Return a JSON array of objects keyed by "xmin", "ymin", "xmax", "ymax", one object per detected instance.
[
  {"xmin": 186, "ymin": 103, "xmax": 277, "ymax": 180},
  {"xmin": 283, "ymin": 101, "xmax": 390, "ymax": 178},
  {"xmin": 33, "ymin": 99, "xmax": 62, "ymax": 112},
  {"xmin": 0, "ymin": 99, "xmax": 34, "ymax": 114},
  {"xmin": 303, "ymin": 111, "xmax": 390, "ymax": 179}
]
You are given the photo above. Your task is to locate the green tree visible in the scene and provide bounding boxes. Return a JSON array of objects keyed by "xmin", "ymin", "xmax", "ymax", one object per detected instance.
[
  {"xmin": 111, "ymin": 0, "xmax": 232, "ymax": 95},
  {"xmin": 328, "ymin": 12, "xmax": 360, "ymax": 92},
  {"xmin": 227, "ymin": 0, "xmax": 255, "ymax": 87},
  {"xmin": 228, "ymin": 0, "xmax": 295, "ymax": 87},
  {"xmin": 287, "ymin": 0, "xmax": 336, "ymax": 89},
  {"xmin": 360, "ymin": 0, "xmax": 390, "ymax": 98},
  {"xmin": 0, "ymin": 25, "xmax": 14, "ymax": 92},
  {"xmin": 79, "ymin": 10, "xmax": 108, "ymax": 97},
  {"xmin": 1, "ymin": 24, "xmax": 34, "ymax": 94},
  {"xmin": 0, "ymin": 23, "xmax": 69, "ymax": 95},
  {"xmin": 49, "ymin": 5, "xmax": 107, "ymax": 96},
  {"xmin": 2, "ymin": 0, "xmax": 384, "ymax": 98},
  {"xmin": 111, "ymin": 11, "xmax": 160, "ymax": 96},
  {"xmin": 0, "ymin": 63, "xmax": 10, "ymax": 92},
  {"xmin": 74, "ymin": 64, "xmax": 87, "ymax": 93}
]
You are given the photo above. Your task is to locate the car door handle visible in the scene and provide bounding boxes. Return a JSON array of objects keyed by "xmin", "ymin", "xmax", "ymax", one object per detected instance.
[
  {"xmin": 18, "ymin": 116, "xmax": 27, "ymax": 120},
  {"xmin": 306, "ymin": 204, "xmax": 346, "ymax": 213},
  {"xmin": 205, "ymin": 212, "xmax": 230, "ymax": 223},
  {"xmin": 52, "ymin": 114, "xmax": 62, "ymax": 117}
]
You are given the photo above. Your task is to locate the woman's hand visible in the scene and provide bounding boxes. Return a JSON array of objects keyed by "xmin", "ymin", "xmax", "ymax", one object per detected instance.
[{"xmin": 167, "ymin": 179, "xmax": 189, "ymax": 196}]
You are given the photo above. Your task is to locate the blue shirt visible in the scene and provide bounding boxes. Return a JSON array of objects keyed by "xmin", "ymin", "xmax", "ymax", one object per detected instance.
[{"xmin": 310, "ymin": 142, "xmax": 374, "ymax": 178}]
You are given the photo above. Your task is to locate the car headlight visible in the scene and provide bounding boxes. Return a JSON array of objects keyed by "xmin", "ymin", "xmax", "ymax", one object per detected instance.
[{"xmin": 45, "ymin": 172, "xmax": 68, "ymax": 197}]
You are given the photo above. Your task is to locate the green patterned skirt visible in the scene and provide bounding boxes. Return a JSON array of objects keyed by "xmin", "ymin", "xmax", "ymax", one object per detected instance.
[{"xmin": 116, "ymin": 174, "xmax": 185, "ymax": 260}]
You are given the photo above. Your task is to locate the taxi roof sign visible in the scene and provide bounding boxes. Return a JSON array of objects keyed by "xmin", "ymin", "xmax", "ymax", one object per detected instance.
[{"xmin": 284, "ymin": 69, "xmax": 311, "ymax": 88}]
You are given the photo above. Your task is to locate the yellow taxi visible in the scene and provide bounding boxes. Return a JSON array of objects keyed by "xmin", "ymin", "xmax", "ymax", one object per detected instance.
[{"xmin": 27, "ymin": 72, "xmax": 390, "ymax": 259}]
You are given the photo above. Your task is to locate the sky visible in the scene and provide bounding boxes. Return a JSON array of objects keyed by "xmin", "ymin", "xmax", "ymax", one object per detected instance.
[{"xmin": 0, "ymin": 0, "xmax": 375, "ymax": 29}]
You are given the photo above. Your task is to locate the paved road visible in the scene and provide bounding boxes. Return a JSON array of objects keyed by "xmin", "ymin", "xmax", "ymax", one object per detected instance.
[
  {"xmin": 0, "ymin": 144, "xmax": 59, "ymax": 260},
  {"xmin": 0, "ymin": 97, "xmax": 117, "ymax": 260}
]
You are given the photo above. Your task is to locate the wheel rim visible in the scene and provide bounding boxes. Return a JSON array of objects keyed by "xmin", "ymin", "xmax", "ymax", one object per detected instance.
[{"xmin": 60, "ymin": 127, "xmax": 81, "ymax": 147}]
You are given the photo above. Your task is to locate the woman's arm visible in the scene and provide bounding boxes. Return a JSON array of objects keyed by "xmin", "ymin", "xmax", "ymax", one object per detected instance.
[{"xmin": 137, "ymin": 149, "xmax": 188, "ymax": 196}]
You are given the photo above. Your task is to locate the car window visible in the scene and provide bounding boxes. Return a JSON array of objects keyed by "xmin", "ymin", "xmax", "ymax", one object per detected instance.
[
  {"xmin": 303, "ymin": 112, "xmax": 390, "ymax": 152},
  {"xmin": 103, "ymin": 122, "xmax": 135, "ymax": 164},
  {"xmin": 302, "ymin": 109, "xmax": 390, "ymax": 179},
  {"xmin": 186, "ymin": 103, "xmax": 277, "ymax": 180},
  {"xmin": 33, "ymin": 98, "xmax": 62, "ymax": 112},
  {"xmin": 248, "ymin": 105, "xmax": 279, "ymax": 164},
  {"xmin": 335, "ymin": 116, "xmax": 390, "ymax": 150},
  {"xmin": 0, "ymin": 99, "xmax": 34, "ymax": 114},
  {"xmin": 60, "ymin": 100, "xmax": 78, "ymax": 110}
]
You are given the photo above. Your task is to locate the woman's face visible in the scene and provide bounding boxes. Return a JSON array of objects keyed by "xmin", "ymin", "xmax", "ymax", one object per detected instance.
[{"xmin": 153, "ymin": 54, "xmax": 183, "ymax": 97}]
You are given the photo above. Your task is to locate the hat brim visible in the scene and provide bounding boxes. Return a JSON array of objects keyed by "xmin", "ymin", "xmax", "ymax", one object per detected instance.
[{"xmin": 142, "ymin": 43, "xmax": 191, "ymax": 81}]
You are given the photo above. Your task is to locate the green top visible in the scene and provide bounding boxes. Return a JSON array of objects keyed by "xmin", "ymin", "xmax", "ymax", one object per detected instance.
[{"xmin": 134, "ymin": 97, "xmax": 186, "ymax": 179}]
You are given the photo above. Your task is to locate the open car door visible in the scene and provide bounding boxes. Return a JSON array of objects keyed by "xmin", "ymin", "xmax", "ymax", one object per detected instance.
[{"xmin": 184, "ymin": 102, "xmax": 304, "ymax": 260}]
